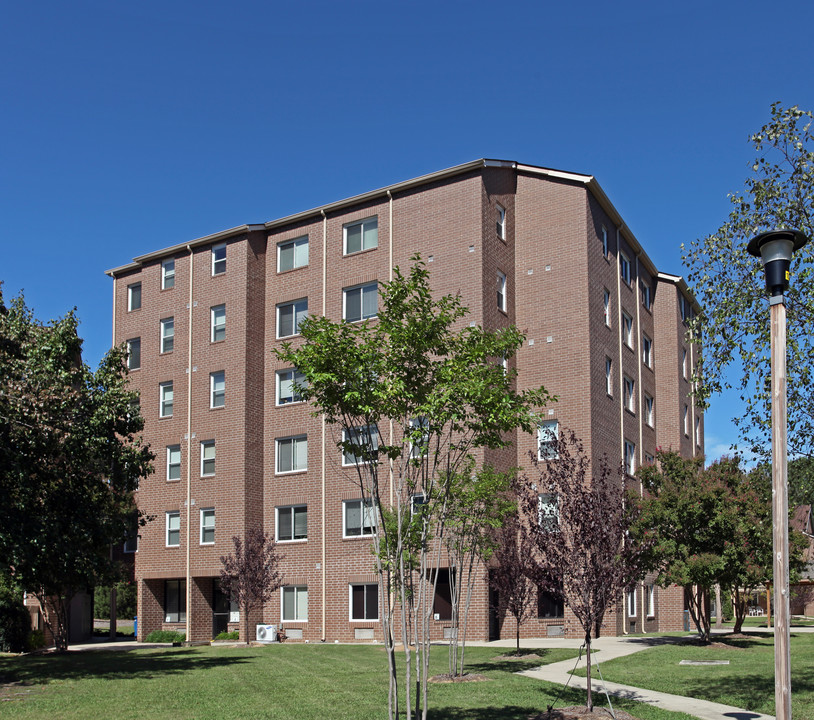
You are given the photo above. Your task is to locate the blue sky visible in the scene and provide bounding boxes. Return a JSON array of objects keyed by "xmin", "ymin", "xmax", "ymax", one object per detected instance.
[{"xmin": 2, "ymin": 0, "xmax": 812, "ymax": 461}]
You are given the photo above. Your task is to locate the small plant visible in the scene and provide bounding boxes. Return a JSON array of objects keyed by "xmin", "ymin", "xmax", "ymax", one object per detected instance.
[
  {"xmin": 27, "ymin": 629, "xmax": 46, "ymax": 651},
  {"xmin": 145, "ymin": 629, "xmax": 185, "ymax": 643},
  {"xmin": 214, "ymin": 630, "xmax": 240, "ymax": 640}
]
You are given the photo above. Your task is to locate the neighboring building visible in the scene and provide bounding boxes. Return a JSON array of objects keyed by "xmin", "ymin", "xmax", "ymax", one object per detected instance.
[
  {"xmin": 106, "ymin": 159, "xmax": 703, "ymax": 643},
  {"xmin": 791, "ymin": 505, "xmax": 814, "ymax": 617}
]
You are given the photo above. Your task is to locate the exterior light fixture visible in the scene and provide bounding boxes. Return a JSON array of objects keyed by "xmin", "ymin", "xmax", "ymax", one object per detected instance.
[{"xmin": 746, "ymin": 227, "xmax": 809, "ymax": 720}]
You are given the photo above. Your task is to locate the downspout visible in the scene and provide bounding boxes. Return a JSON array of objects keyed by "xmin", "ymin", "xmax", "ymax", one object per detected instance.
[
  {"xmin": 387, "ymin": 190, "xmax": 394, "ymax": 508},
  {"xmin": 321, "ymin": 210, "xmax": 327, "ymax": 642},
  {"xmin": 688, "ymin": 316, "xmax": 697, "ymax": 456},
  {"xmin": 634, "ymin": 254, "xmax": 644, "ymax": 492},
  {"xmin": 185, "ymin": 244, "xmax": 194, "ymax": 642},
  {"xmin": 615, "ymin": 228, "xmax": 627, "ymax": 637}
]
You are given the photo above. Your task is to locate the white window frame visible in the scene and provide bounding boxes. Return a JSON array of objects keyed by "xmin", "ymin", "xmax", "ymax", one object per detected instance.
[
  {"xmin": 166, "ymin": 445, "xmax": 181, "ymax": 482},
  {"xmin": 342, "ymin": 425, "xmax": 379, "ymax": 467},
  {"xmin": 537, "ymin": 420, "xmax": 559, "ymax": 460},
  {"xmin": 159, "ymin": 381, "xmax": 173, "ymax": 418},
  {"xmin": 695, "ymin": 416, "xmax": 702, "ymax": 448},
  {"xmin": 276, "ymin": 505, "xmax": 308, "ymax": 542},
  {"xmin": 277, "ymin": 235, "xmax": 309, "ymax": 272},
  {"xmin": 645, "ymin": 452, "xmax": 655, "ymax": 465},
  {"xmin": 603, "ymin": 289, "xmax": 611, "ymax": 327},
  {"xmin": 622, "ymin": 312, "xmax": 633, "ymax": 348},
  {"xmin": 496, "ymin": 270, "xmax": 507, "ymax": 312},
  {"xmin": 343, "ymin": 282, "xmax": 378, "ymax": 323},
  {"xmin": 276, "ymin": 435, "xmax": 308, "ymax": 474},
  {"xmin": 200, "ymin": 508, "xmax": 215, "ymax": 545},
  {"xmin": 212, "ymin": 243, "xmax": 226, "ymax": 276},
  {"xmin": 627, "ymin": 587, "xmax": 637, "ymax": 617},
  {"xmin": 211, "ymin": 305, "xmax": 225, "ymax": 342},
  {"xmin": 624, "ymin": 440, "xmax": 636, "ymax": 475},
  {"xmin": 160, "ymin": 317, "xmax": 174, "ymax": 353},
  {"xmin": 410, "ymin": 493, "xmax": 428, "ymax": 516},
  {"xmin": 496, "ymin": 204, "xmax": 506, "ymax": 240},
  {"xmin": 642, "ymin": 334, "xmax": 652, "ymax": 367},
  {"xmin": 201, "ymin": 440, "xmax": 215, "ymax": 476},
  {"xmin": 601, "ymin": 226, "xmax": 609, "ymax": 257},
  {"xmin": 538, "ymin": 493, "xmax": 559, "ymax": 531},
  {"xmin": 645, "ymin": 394, "xmax": 654, "ymax": 427},
  {"xmin": 683, "ymin": 404, "xmax": 689, "ymax": 436},
  {"xmin": 210, "ymin": 371, "xmax": 225, "ymax": 409},
  {"xmin": 276, "ymin": 368, "xmax": 306, "ymax": 406},
  {"xmin": 620, "ymin": 251, "xmax": 631, "ymax": 285},
  {"xmin": 161, "ymin": 259, "xmax": 175, "ymax": 290},
  {"xmin": 408, "ymin": 417, "xmax": 430, "ymax": 459},
  {"xmin": 343, "ymin": 498, "xmax": 377, "ymax": 538},
  {"xmin": 343, "ymin": 217, "xmax": 378, "ymax": 255},
  {"xmin": 277, "ymin": 298, "xmax": 308, "ymax": 339},
  {"xmin": 605, "ymin": 357, "xmax": 613, "ymax": 396},
  {"xmin": 166, "ymin": 511, "xmax": 180, "ymax": 547},
  {"xmin": 623, "ymin": 376, "xmax": 635, "ymax": 413},
  {"xmin": 682, "ymin": 348, "xmax": 688, "ymax": 379},
  {"xmin": 126, "ymin": 337, "xmax": 141, "ymax": 371},
  {"xmin": 641, "ymin": 281, "xmax": 651, "ymax": 311},
  {"xmin": 127, "ymin": 282, "xmax": 141, "ymax": 311},
  {"xmin": 647, "ymin": 584, "xmax": 655, "ymax": 617},
  {"xmin": 349, "ymin": 583, "xmax": 379, "ymax": 621},
  {"xmin": 281, "ymin": 585, "xmax": 308, "ymax": 622}
]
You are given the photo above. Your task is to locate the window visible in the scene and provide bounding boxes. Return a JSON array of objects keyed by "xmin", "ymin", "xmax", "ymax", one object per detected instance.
[
  {"xmin": 641, "ymin": 282, "xmax": 651, "ymax": 311},
  {"xmin": 537, "ymin": 420, "xmax": 559, "ymax": 460},
  {"xmin": 496, "ymin": 204, "xmax": 506, "ymax": 239},
  {"xmin": 277, "ymin": 299, "xmax": 308, "ymax": 338},
  {"xmin": 201, "ymin": 440, "xmax": 215, "ymax": 476},
  {"xmin": 601, "ymin": 226, "xmax": 609, "ymax": 258},
  {"xmin": 645, "ymin": 394, "xmax": 654, "ymax": 427},
  {"xmin": 210, "ymin": 371, "xmax": 225, "ymax": 408},
  {"xmin": 123, "ymin": 515, "xmax": 139, "ymax": 553},
  {"xmin": 277, "ymin": 505, "xmax": 307, "ymax": 541},
  {"xmin": 282, "ymin": 586, "xmax": 308, "ymax": 621},
  {"xmin": 408, "ymin": 417, "xmax": 430, "ymax": 459},
  {"xmin": 624, "ymin": 440, "xmax": 636, "ymax": 475},
  {"xmin": 682, "ymin": 348, "xmax": 688, "ymax": 379},
  {"xmin": 342, "ymin": 425, "xmax": 379, "ymax": 466},
  {"xmin": 680, "ymin": 295, "xmax": 688, "ymax": 322},
  {"xmin": 620, "ymin": 251, "xmax": 631, "ymax": 285},
  {"xmin": 162, "ymin": 259, "xmax": 175, "ymax": 290},
  {"xmin": 410, "ymin": 493, "xmax": 428, "ymax": 516},
  {"xmin": 343, "ymin": 282, "xmax": 378, "ymax": 322},
  {"xmin": 164, "ymin": 579, "xmax": 186, "ymax": 622},
  {"xmin": 538, "ymin": 588, "xmax": 564, "ymax": 618},
  {"xmin": 276, "ymin": 435, "xmax": 308, "ymax": 473},
  {"xmin": 344, "ymin": 217, "xmax": 378, "ymax": 254},
  {"xmin": 627, "ymin": 587, "xmax": 637, "ymax": 617},
  {"xmin": 160, "ymin": 381, "xmax": 174, "ymax": 418},
  {"xmin": 276, "ymin": 369, "xmax": 306, "ymax": 405},
  {"xmin": 127, "ymin": 282, "xmax": 141, "ymax": 311},
  {"xmin": 538, "ymin": 493, "xmax": 559, "ymax": 532},
  {"xmin": 432, "ymin": 568, "xmax": 453, "ymax": 620},
  {"xmin": 695, "ymin": 416, "xmax": 701, "ymax": 448},
  {"xmin": 212, "ymin": 243, "xmax": 226, "ymax": 275},
  {"xmin": 126, "ymin": 338, "xmax": 141, "ymax": 371},
  {"xmin": 642, "ymin": 334, "xmax": 652, "ymax": 367},
  {"xmin": 623, "ymin": 375, "xmax": 635, "ymax": 413},
  {"xmin": 605, "ymin": 357, "xmax": 613, "ymax": 396},
  {"xmin": 200, "ymin": 508, "xmax": 215, "ymax": 544},
  {"xmin": 159, "ymin": 317, "xmax": 174, "ymax": 353},
  {"xmin": 350, "ymin": 583, "xmax": 378, "ymax": 620},
  {"xmin": 167, "ymin": 445, "xmax": 181, "ymax": 481},
  {"xmin": 496, "ymin": 271, "xmax": 507, "ymax": 312},
  {"xmin": 603, "ymin": 289, "xmax": 611, "ymax": 327},
  {"xmin": 278, "ymin": 235, "xmax": 309, "ymax": 272},
  {"xmin": 683, "ymin": 405, "xmax": 689, "ymax": 436},
  {"xmin": 344, "ymin": 498, "xmax": 376, "ymax": 537},
  {"xmin": 644, "ymin": 452, "xmax": 655, "ymax": 465},
  {"xmin": 211, "ymin": 305, "xmax": 226, "ymax": 342},
  {"xmin": 166, "ymin": 511, "xmax": 180, "ymax": 547},
  {"xmin": 622, "ymin": 312, "xmax": 633, "ymax": 348},
  {"xmin": 647, "ymin": 584, "xmax": 655, "ymax": 617}
]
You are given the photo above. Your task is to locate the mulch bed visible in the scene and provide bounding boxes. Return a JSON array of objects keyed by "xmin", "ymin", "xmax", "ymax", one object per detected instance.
[
  {"xmin": 529, "ymin": 707, "xmax": 642, "ymax": 720},
  {"xmin": 428, "ymin": 673, "xmax": 490, "ymax": 683},
  {"xmin": 495, "ymin": 652, "xmax": 542, "ymax": 660}
]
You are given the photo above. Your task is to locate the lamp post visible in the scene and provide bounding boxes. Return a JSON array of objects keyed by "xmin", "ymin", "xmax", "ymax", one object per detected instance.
[{"xmin": 747, "ymin": 228, "xmax": 809, "ymax": 720}]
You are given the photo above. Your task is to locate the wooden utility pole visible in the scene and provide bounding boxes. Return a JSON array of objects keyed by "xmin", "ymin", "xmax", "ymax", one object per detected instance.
[{"xmin": 770, "ymin": 295, "xmax": 791, "ymax": 719}]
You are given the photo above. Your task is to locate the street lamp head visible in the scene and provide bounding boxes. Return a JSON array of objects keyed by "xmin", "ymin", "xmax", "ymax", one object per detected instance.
[{"xmin": 747, "ymin": 229, "xmax": 809, "ymax": 296}]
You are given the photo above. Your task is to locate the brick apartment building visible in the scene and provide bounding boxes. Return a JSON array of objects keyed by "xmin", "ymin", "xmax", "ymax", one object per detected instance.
[{"xmin": 106, "ymin": 159, "xmax": 702, "ymax": 643}]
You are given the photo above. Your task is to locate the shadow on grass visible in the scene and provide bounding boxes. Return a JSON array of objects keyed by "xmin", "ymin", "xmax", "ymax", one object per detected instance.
[
  {"xmin": 0, "ymin": 647, "xmax": 253, "ymax": 686},
  {"xmin": 465, "ymin": 649, "xmax": 566, "ymax": 675},
  {"xmin": 426, "ymin": 705, "xmax": 544, "ymax": 719}
]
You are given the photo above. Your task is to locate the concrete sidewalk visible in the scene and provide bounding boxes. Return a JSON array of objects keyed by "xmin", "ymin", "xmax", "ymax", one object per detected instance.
[{"xmin": 503, "ymin": 635, "xmax": 774, "ymax": 720}]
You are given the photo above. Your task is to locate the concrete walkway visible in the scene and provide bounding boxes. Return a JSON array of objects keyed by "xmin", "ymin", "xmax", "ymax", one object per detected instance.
[{"xmin": 482, "ymin": 635, "xmax": 775, "ymax": 720}]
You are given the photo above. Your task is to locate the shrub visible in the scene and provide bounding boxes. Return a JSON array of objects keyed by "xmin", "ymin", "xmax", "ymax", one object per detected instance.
[
  {"xmin": 28, "ymin": 629, "xmax": 46, "ymax": 651},
  {"xmin": 94, "ymin": 582, "xmax": 137, "ymax": 620},
  {"xmin": 215, "ymin": 630, "xmax": 240, "ymax": 640},
  {"xmin": 0, "ymin": 584, "xmax": 30, "ymax": 653},
  {"xmin": 145, "ymin": 630, "xmax": 185, "ymax": 643}
]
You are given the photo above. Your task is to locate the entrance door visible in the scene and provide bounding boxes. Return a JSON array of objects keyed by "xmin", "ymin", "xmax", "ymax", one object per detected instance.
[{"xmin": 212, "ymin": 580, "xmax": 231, "ymax": 636}]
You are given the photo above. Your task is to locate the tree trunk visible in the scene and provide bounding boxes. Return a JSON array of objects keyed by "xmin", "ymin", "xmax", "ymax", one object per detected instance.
[
  {"xmin": 714, "ymin": 584, "xmax": 723, "ymax": 629},
  {"xmin": 585, "ymin": 631, "xmax": 593, "ymax": 712},
  {"xmin": 732, "ymin": 586, "xmax": 747, "ymax": 634},
  {"xmin": 516, "ymin": 616, "xmax": 521, "ymax": 654}
]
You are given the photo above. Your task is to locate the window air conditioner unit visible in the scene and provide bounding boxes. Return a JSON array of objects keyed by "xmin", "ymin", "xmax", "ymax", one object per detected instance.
[{"xmin": 256, "ymin": 624, "xmax": 278, "ymax": 643}]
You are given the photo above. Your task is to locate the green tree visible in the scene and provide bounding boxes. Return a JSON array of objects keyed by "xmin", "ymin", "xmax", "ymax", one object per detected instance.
[
  {"xmin": 276, "ymin": 258, "xmax": 550, "ymax": 720},
  {"xmin": 681, "ymin": 103, "xmax": 814, "ymax": 459},
  {"xmin": 0, "ymin": 290, "xmax": 153, "ymax": 650}
]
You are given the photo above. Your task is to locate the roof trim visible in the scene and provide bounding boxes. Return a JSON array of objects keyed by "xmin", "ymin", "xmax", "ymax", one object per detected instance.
[{"xmin": 657, "ymin": 271, "xmax": 702, "ymax": 313}]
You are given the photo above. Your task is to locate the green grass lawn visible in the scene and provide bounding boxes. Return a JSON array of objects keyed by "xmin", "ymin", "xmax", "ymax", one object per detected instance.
[
  {"xmin": 574, "ymin": 631, "xmax": 814, "ymax": 719},
  {"xmin": 0, "ymin": 643, "xmax": 698, "ymax": 720}
]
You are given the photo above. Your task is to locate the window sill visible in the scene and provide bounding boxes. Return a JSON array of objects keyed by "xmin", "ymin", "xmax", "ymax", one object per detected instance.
[
  {"xmin": 343, "ymin": 246, "xmax": 379, "ymax": 258},
  {"xmin": 349, "ymin": 619, "xmax": 379, "ymax": 623},
  {"xmin": 275, "ymin": 469, "xmax": 308, "ymax": 476},
  {"xmin": 277, "ymin": 538, "xmax": 308, "ymax": 544},
  {"xmin": 342, "ymin": 535, "xmax": 375, "ymax": 541},
  {"xmin": 277, "ymin": 265, "xmax": 309, "ymax": 275},
  {"xmin": 277, "ymin": 400, "xmax": 306, "ymax": 407},
  {"xmin": 276, "ymin": 333, "xmax": 301, "ymax": 341}
]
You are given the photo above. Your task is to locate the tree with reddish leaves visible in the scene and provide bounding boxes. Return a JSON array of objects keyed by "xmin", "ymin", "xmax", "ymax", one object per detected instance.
[
  {"xmin": 219, "ymin": 528, "xmax": 283, "ymax": 644},
  {"xmin": 519, "ymin": 430, "xmax": 646, "ymax": 712},
  {"xmin": 488, "ymin": 509, "xmax": 538, "ymax": 655}
]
